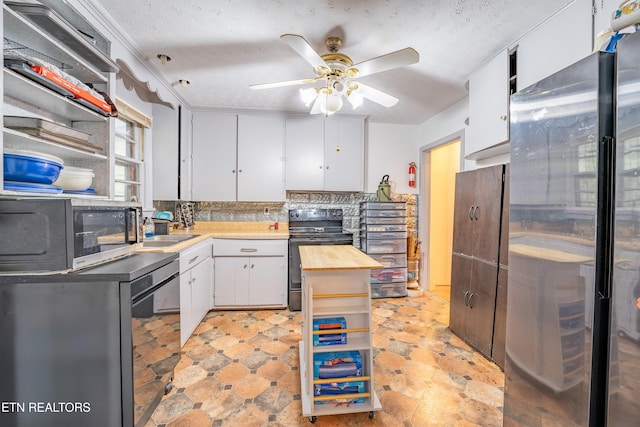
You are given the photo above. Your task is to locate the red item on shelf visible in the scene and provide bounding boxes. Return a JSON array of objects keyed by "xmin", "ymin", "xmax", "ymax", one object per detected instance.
[{"xmin": 30, "ymin": 65, "xmax": 112, "ymax": 113}]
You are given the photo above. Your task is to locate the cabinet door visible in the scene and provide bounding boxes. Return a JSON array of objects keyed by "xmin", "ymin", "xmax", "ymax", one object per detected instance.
[
  {"xmin": 179, "ymin": 270, "xmax": 192, "ymax": 347},
  {"xmin": 468, "ymin": 49, "xmax": 509, "ymax": 156},
  {"xmin": 248, "ymin": 256, "xmax": 287, "ymax": 306},
  {"xmin": 152, "ymin": 104, "xmax": 179, "ymax": 200},
  {"xmin": 466, "ymin": 259, "xmax": 498, "ymax": 358},
  {"xmin": 449, "ymin": 254, "xmax": 472, "ymax": 338},
  {"xmin": 471, "ymin": 165, "xmax": 503, "ymax": 262},
  {"xmin": 452, "ymin": 171, "xmax": 476, "ymax": 256},
  {"xmin": 214, "ymin": 257, "xmax": 245, "ymax": 306},
  {"xmin": 324, "ymin": 117, "xmax": 364, "ymax": 191},
  {"xmin": 285, "ymin": 117, "xmax": 325, "ymax": 191},
  {"xmin": 192, "ymin": 112, "xmax": 237, "ymax": 201},
  {"xmin": 237, "ymin": 115, "xmax": 285, "ymax": 201},
  {"xmin": 190, "ymin": 257, "xmax": 212, "ymax": 327}
]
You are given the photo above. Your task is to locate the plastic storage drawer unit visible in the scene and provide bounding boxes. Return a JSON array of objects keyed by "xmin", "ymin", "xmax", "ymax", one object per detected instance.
[{"xmin": 369, "ymin": 253, "xmax": 407, "ymax": 268}]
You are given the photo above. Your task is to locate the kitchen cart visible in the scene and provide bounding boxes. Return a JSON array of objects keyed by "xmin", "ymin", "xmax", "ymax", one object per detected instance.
[{"xmin": 298, "ymin": 245, "xmax": 383, "ymax": 423}]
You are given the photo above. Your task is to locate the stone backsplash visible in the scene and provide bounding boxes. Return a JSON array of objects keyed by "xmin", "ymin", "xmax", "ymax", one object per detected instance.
[{"xmin": 154, "ymin": 191, "xmax": 418, "ymax": 248}]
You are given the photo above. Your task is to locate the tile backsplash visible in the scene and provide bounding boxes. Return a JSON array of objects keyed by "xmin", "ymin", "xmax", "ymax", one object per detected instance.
[{"xmin": 154, "ymin": 191, "xmax": 417, "ymax": 247}]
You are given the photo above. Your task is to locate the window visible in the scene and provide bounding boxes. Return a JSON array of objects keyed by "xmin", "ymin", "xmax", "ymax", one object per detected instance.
[{"xmin": 114, "ymin": 99, "xmax": 151, "ymax": 202}]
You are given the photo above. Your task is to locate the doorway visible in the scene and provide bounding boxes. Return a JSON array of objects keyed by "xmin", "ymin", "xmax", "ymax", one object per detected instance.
[{"xmin": 419, "ymin": 137, "xmax": 461, "ymax": 302}]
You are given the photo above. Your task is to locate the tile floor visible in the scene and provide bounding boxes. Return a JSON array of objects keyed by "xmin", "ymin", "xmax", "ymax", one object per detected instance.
[{"xmin": 146, "ymin": 292, "xmax": 505, "ymax": 427}]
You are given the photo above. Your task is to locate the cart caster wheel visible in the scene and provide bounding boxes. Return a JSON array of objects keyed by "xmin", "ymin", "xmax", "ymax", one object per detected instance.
[
  {"xmin": 369, "ymin": 411, "xmax": 375, "ymax": 419},
  {"xmin": 164, "ymin": 382, "xmax": 173, "ymax": 395},
  {"xmin": 309, "ymin": 416, "xmax": 317, "ymax": 423}
]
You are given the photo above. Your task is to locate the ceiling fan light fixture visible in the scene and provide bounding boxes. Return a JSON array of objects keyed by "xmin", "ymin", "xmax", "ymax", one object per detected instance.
[
  {"xmin": 347, "ymin": 91, "xmax": 363, "ymax": 109},
  {"xmin": 321, "ymin": 91, "xmax": 343, "ymax": 115},
  {"xmin": 300, "ymin": 87, "xmax": 318, "ymax": 106}
]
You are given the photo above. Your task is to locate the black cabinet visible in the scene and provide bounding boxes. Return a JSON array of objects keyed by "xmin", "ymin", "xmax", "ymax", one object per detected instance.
[{"xmin": 450, "ymin": 164, "xmax": 509, "ymax": 368}]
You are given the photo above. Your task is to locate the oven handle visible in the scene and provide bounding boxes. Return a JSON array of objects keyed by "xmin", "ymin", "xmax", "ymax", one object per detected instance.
[{"xmin": 132, "ymin": 272, "xmax": 179, "ymax": 305}]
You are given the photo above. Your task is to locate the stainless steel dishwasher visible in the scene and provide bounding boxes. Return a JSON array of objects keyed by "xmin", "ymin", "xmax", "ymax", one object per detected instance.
[{"xmin": 0, "ymin": 252, "xmax": 179, "ymax": 427}]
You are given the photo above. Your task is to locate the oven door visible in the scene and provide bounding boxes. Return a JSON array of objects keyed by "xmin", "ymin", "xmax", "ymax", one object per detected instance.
[
  {"xmin": 126, "ymin": 265, "xmax": 180, "ymax": 427},
  {"xmin": 288, "ymin": 235, "xmax": 353, "ymax": 311}
]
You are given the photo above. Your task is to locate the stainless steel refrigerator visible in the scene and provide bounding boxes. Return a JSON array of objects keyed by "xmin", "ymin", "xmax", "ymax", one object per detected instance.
[{"xmin": 505, "ymin": 32, "xmax": 640, "ymax": 427}]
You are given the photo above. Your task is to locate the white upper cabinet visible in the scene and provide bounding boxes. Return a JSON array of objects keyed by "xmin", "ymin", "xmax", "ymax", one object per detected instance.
[
  {"xmin": 285, "ymin": 116, "xmax": 364, "ymax": 192},
  {"xmin": 467, "ymin": 49, "xmax": 509, "ymax": 157},
  {"xmin": 237, "ymin": 115, "xmax": 285, "ymax": 201},
  {"xmin": 285, "ymin": 117, "xmax": 325, "ymax": 191},
  {"xmin": 324, "ymin": 117, "xmax": 364, "ymax": 191},
  {"xmin": 152, "ymin": 103, "xmax": 179, "ymax": 200},
  {"xmin": 516, "ymin": 0, "xmax": 592, "ymax": 92},
  {"xmin": 191, "ymin": 111, "xmax": 237, "ymax": 201},
  {"xmin": 191, "ymin": 112, "xmax": 285, "ymax": 202}
]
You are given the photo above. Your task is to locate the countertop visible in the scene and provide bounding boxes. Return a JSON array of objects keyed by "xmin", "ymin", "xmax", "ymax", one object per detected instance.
[
  {"xmin": 299, "ymin": 245, "xmax": 383, "ymax": 271},
  {"xmin": 136, "ymin": 221, "xmax": 289, "ymax": 253}
]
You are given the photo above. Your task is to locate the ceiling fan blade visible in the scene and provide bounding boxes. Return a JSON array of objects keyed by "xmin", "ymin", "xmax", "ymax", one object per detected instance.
[
  {"xmin": 347, "ymin": 47, "xmax": 419, "ymax": 78},
  {"xmin": 249, "ymin": 78, "xmax": 318, "ymax": 90},
  {"xmin": 355, "ymin": 83, "xmax": 399, "ymax": 107},
  {"xmin": 309, "ymin": 93, "xmax": 325, "ymax": 114},
  {"xmin": 281, "ymin": 34, "xmax": 328, "ymax": 73}
]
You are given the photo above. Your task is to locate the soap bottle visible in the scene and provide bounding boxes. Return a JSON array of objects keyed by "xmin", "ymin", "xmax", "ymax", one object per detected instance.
[{"xmin": 143, "ymin": 217, "xmax": 155, "ymax": 238}]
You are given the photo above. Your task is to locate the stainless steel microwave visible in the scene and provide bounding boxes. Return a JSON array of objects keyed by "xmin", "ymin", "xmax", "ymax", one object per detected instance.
[{"xmin": 0, "ymin": 198, "xmax": 141, "ymax": 272}]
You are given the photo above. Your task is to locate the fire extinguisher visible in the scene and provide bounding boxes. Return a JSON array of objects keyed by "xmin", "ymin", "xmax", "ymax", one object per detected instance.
[{"xmin": 408, "ymin": 162, "xmax": 417, "ymax": 187}]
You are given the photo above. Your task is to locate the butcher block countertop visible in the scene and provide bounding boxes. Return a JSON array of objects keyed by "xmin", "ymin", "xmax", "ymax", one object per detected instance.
[{"xmin": 299, "ymin": 245, "xmax": 383, "ymax": 271}]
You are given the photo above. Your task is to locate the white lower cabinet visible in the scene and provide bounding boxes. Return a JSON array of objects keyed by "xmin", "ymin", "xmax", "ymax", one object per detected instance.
[
  {"xmin": 179, "ymin": 239, "xmax": 213, "ymax": 347},
  {"xmin": 212, "ymin": 239, "xmax": 287, "ymax": 308}
]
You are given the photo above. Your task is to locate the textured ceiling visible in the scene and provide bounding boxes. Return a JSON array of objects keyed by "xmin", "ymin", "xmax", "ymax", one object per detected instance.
[{"xmin": 91, "ymin": 0, "xmax": 574, "ymax": 124}]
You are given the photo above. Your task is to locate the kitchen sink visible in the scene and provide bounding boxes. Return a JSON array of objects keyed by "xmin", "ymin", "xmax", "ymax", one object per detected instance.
[{"xmin": 142, "ymin": 234, "xmax": 201, "ymax": 247}]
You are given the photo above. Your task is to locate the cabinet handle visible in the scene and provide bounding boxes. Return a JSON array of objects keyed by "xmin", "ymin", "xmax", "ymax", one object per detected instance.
[
  {"xmin": 499, "ymin": 114, "xmax": 507, "ymax": 121},
  {"xmin": 243, "ymin": 264, "xmax": 248, "ymax": 269},
  {"xmin": 319, "ymin": 165, "xmax": 323, "ymax": 169},
  {"xmin": 474, "ymin": 206, "xmax": 479, "ymax": 221},
  {"xmin": 192, "ymin": 277, "xmax": 197, "ymax": 283},
  {"xmin": 326, "ymin": 166, "xmax": 330, "ymax": 169},
  {"xmin": 189, "ymin": 255, "xmax": 199, "ymax": 264},
  {"xmin": 464, "ymin": 291, "xmax": 470, "ymax": 306},
  {"xmin": 251, "ymin": 264, "xmax": 255, "ymax": 269},
  {"xmin": 468, "ymin": 292, "xmax": 476, "ymax": 308},
  {"xmin": 232, "ymin": 169, "xmax": 236, "ymax": 173},
  {"xmin": 468, "ymin": 206, "xmax": 474, "ymax": 220},
  {"xmin": 238, "ymin": 169, "xmax": 243, "ymax": 173},
  {"xmin": 240, "ymin": 248, "xmax": 257, "ymax": 252}
]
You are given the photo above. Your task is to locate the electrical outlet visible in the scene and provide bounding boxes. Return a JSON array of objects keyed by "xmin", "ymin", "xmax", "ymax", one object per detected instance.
[{"xmin": 264, "ymin": 207, "xmax": 269, "ymax": 215}]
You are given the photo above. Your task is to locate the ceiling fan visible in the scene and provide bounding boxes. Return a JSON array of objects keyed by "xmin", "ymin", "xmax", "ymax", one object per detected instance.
[{"xmin": 250, "ymin": 34, "xmax": 419, "ymax": 115}]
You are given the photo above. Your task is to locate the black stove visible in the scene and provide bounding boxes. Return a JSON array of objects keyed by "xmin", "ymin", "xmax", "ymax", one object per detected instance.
[{"xmin": 287, "ymin": 208, "xmax": 354, "ymax": 310}]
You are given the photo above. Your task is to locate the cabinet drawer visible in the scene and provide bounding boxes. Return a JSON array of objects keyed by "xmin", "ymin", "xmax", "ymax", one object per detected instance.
[
  {"xmin": 371, "ymin": 282, "xmax": 407, "ymax": 298},
  {"xmin": 369, "ymin": 253, "xmax": 406, "ymax": 268},
  {"xmin": 371, "ymin": 267, "xmax": 407, "ymax": 284},
  {"xmin": 361, "ymin": 238, "xmax": 406, "ymax": 254},
  {"xmin": 360, "ymin": 209, "xmax": 406, "ymax": 218},
  {"xmin": 213, "ymin": 239, "xmax": 287, "ymax": 256},
  {"xmin": 361, "ymin": 223, "xmax": 407, "ymax": 232},
  {"xmin": 180, "ymin": 239, "xmax": 212, "ymax": 271},
  {"xmin": 360, "ymin": 201, "xmax": 406, "ymax": 210},
  {"xmin": 360, "ymin": 230, "xmax": 408, "ymax": 240},
  {"xmin": 360, "ymin": 216, "xmax": 406, "ymax": 225}
]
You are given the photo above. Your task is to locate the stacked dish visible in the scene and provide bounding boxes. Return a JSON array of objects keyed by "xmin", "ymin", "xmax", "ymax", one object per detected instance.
[
  {"xmin": 53, "ymin": 166, "xmax": 95, "ymax": 193},
  {"xmin": 3, "ymin": 148, "xmax": 64, "ymax": 194}
]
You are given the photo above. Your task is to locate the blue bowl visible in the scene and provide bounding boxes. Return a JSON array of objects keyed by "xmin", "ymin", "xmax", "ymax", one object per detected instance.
[{"xmin": 3, "ymin": 153, "xmax": 64, "ymax": 184}]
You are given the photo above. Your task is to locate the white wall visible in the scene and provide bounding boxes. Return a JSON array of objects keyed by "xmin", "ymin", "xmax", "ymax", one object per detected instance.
[
  {"xmin": 365, "ymin": 122, "xmax": 420, "ymax": 195},
  {"xmin": 417, "ymin": 97, "xmax": 468, "ymax": 148}
]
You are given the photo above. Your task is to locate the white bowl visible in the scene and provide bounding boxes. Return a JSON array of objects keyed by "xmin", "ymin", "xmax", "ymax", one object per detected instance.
[{"xmin": 53, "ymin": 166, "xmax": 94, "ymax": 190}]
